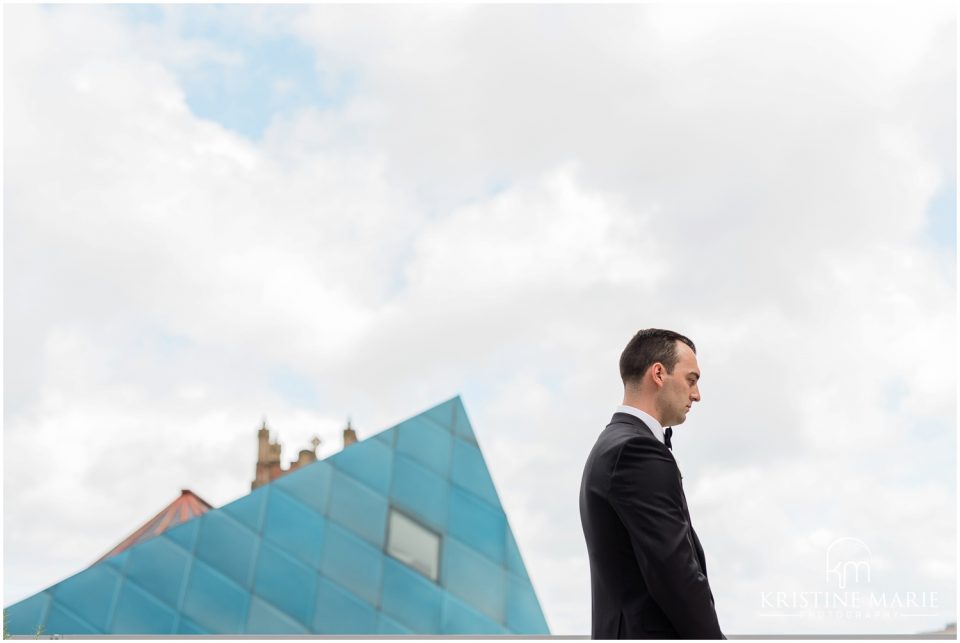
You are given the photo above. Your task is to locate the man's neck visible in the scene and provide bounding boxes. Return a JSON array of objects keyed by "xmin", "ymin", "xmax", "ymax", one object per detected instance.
[
  {"xmin": 616, "ymin": 404, "xmax": 667, "ymax": 446},
  {"xmin": 621, "ymin": 399, "xmax": 663, "ymax": 426}
]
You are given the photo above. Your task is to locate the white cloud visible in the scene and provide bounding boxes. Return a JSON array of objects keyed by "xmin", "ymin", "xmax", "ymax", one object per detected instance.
[{"xmin": 3, "ymin": 2, "xmax": 955, "ymax": 636}]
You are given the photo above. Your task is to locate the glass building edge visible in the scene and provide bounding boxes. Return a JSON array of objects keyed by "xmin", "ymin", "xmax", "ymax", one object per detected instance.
[
  {"xmin": 3, "ymin": 394, "xmax": 552, "ymax": 635},
  {"xmin": 164, "ymin": 516, "xmax": 201, "ymax": 552},
  {"xmin": 221, "ymin": 483, "xmax": 270, "ymax": 534},
  {"xmin": 101, "ymin": 548, "xmax": 131, "ymax": 571},
  {"xmin": 441, "ymin": 535, "xmax": 507, "ymax": 624},
  {"xmin": 373, "ymin": 394, "xmax": 462, "ymax": 439},
  {"xmin": 124, "ymin": 534, "xmax": 193, "ymax": 610},
  {"xmin": 451, "ymin": 436, "xmax": 501, "ymax": 507},
  {"xmin": 451, "ymin": 394, "xmax": 479, "ymax": 445},
  {"xmin": 3, "ymin": 591, "xmax": 52, "ymax": 636},
  {"xmin": 422, "ymin": 396, "xmax": 458, "ymax": 432},
  {"xmin": 326, "ymin": 433, "xmax": 394, "ymax": 495},
  {"xmin": 273, "ymin": 457, "xmax": 334, "ymax": 516},
  {"xmin": 396, "ymin": 415, "xmax": 454, "ymax": 477},
  {"xmin": 3, "ymin": 549, "xmax": 124, "ymax": 634},
  {"xmin": 49, "ymin": 561, "xmax": 123, "ymax": 632},
  {"xmin": 502, "ymin": 520, "xmax": 551, "ymax": 634},
  {"xmin": 506, "ymin": 570, "xmax": 551, "ymax": 634},
  {"xmin": 193, "ymin": 510, "xmax": 260, "ymax": 589},
  {"xmin": 449, "ymin": 404, "xmax": 548, "ymax": 632}
]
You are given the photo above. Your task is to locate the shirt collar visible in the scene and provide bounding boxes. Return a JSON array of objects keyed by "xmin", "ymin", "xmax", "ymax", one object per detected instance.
[{"xmin": 615, "ymin": 404, "xmax": 666, "ymax": 445}]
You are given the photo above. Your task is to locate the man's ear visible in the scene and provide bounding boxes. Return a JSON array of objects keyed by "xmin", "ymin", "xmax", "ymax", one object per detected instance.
[{"xmin": 651, "ymin": 363, "xmax": 665, "ymax": 387}]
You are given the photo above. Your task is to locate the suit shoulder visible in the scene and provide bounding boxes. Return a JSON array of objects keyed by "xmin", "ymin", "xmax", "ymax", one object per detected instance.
[
  {"xmin": 611, "ymin": 433, "xmax": 677, "ymax": 479},
  {"xmin": 584, "ymin": 422, "xmax": 648, "ymax": 479},
  {"xmin": 602, "ymin": 422, "xmax": 662, "ymax": 453},
  {"xmin": 587, "ymin": 424, "xmax": 668, "ymax": 472}
]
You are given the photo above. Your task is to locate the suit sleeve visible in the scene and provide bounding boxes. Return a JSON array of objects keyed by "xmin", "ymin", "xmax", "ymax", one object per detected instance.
[{"xmin": 608, "ymin": 437, "xmax": 724, "ymax": 639}]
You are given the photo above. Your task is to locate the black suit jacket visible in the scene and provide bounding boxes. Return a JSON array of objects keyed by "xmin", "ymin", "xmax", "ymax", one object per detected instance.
[{"xmin": 579, "ymin": 412, "xmax": 723, "ymax": 639}]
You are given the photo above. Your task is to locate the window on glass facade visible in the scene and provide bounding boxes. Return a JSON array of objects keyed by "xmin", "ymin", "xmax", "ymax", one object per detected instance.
[{"xmin": 386, "ymin": 508, "xmax": 441, "ymax": 581}]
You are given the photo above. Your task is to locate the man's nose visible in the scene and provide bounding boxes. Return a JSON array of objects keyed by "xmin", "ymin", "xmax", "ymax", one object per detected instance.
[{"xmin": 692, "ymin": 387, "xmax": 701, "ymax": 402}]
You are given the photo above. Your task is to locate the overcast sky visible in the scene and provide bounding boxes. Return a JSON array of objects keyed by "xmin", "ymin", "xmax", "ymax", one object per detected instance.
[{"xmin": 3, "ymin": 3, "xmax": 956, "ymax": 635}]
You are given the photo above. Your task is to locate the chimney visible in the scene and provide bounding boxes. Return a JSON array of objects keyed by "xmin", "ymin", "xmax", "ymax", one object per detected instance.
[
  {"xmin": 252, "ymin": 420, "xmax": 282, "ymax": 491},
  {"xmin": 343, "ymin": 419, "xmax": 358, "ymax": 448},
  {"xmin": 294, "ymin": 448, "xmax": 317, "ymax": 468}
]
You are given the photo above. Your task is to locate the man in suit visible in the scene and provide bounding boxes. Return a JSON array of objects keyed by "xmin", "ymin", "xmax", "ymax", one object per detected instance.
[{"xmin": 579, "ymin": 329, "xmax": 723, "ymax": 639}]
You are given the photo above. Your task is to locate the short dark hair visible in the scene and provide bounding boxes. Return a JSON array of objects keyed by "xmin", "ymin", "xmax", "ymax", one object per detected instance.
[{"xmin": 619, "ymin": 329, "xmax": 696, "ymax": 385}]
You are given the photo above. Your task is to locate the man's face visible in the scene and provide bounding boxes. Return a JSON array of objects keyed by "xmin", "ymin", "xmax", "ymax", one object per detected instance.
[{"xmin": 657, "ymin": 341, "xmax": 701, "ymax": 427}]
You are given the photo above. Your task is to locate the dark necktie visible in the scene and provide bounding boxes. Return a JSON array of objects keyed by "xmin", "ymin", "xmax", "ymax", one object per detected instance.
[{"xmin": 664, "ymin": 426, "xmax": 673, "ymax": 450}]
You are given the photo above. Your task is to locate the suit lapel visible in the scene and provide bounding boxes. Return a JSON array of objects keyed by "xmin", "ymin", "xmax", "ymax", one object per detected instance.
[
  {"xmin": 610, "ymin": 412, "xmax": 680, "ymax": 471},
  {"xmin": 611, "ymin": 414, "xmax": 705, "ymax": 574}
]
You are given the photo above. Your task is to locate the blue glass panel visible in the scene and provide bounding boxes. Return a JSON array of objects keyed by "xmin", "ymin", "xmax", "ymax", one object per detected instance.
[
  {"xmin": 246, "ymin": 596, "xmax": 309, "ymax": 634},
  {"xmin": 443, "ymin": 593, "xmax": 505, "ymax": 634},
  {"xmin": 194, "ymin": 511, "xmax": 258, "ymax": 588},
  {"xmin": 448, "ymin": 485, "xmax": 506, "ymax": 565},
  {"xmin": 125, "ymin": 535, "xmax": 190, "ymax": 608},
  {"xmin": 390, "ymin": 454, "xmax": 449, "ymax": 531},
  {"xmin": 111, "ymin": 580, "xmax": 177, "ymax": 633},
  {"xmin": 275, "ymin": 459, "xmax": 333, "ymax": 516},
  {"xmin": 262, "ymin": 487, "xmax": 326, "ymax": 570},
  {"xmin": 506, "ymin": 573, "xmax": 549, "ymax": 634},
  {"xmin": 423, "ymin": 397, "xmax": 456, "ymax": 430},
  {"xmin": 311, "ymin": 578, "xmax": 378, "ymax": 634},
  {"xmin": 374, "ymin": 427, "xmax": 396, "ymax": 447},
  {"xmin": 4, "ymin": 591, "xmax": 51, "ymax": 636},
  {"xmin": 505, "ymin": 528, "xmax": 529, "ymax": 580},
  {"xmin": 50, "ymin": 564, "xmax": 120, "ymax": 632},
  {"xmin": 320, "ymin": 522, "xmax": 383, "ymax": 606},
  {"xmin": 327, "ymin": 470, "xmax": 388, "ymax": 548},
  {"xmin": 164, "ymin": 516, "xmax": 200, "ymax": 552},
  {"xmin": 176, "ymin": 617, "xmax": 206, "ymax": 635},
  {"xmin": 377, "ymin": 612, "xmax": 413, "ymax": 634},
  {"xmin": 181, "ymin": 560, "xmax": 250, "ymax": 633},
  {"xmin": 380, "ymin": 557, "xmax": 442, "ymax": 633},
  {"xmin": 44, "ymin": 603, "xmax": 98, "ymax": 635},
  {"xmin": 329, "ymin": 436, "xmax": 393, "ymax": 495},
  {"xmin": 102, "ymin": 549, "xmax": 130, "ymax": 571},
  {"xmin": 223, "ymin": 485, "xmax": 269, "ymax": 534},
  {"xmin": 253, "ymin": 541, "xmax": 317, "ymax": 626},
  {"xmin": 442, "ymin": 537, "xmax": 505, "ymax": 623},
  {"xmin": 452, "ymin": 397, "xmax": 477, "ymax": 445},
  {"xmin": 396, "ymin": 416, "xmax": 452, "ymax": 477},
  {"xmin": 451, "ymin": 438, "xmax": 500, "ymax": 508}
]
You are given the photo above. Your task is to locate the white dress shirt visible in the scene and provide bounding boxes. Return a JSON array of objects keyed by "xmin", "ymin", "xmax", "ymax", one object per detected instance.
[{"xmin": 615, "ymin": 404, "xmax": 666, "ymax": 445}]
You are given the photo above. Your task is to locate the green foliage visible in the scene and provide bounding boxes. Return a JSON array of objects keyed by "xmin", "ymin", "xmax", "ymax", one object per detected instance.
[{"xmin": 1, "ymin": 608, "xmax": 47, "ymax": 639}]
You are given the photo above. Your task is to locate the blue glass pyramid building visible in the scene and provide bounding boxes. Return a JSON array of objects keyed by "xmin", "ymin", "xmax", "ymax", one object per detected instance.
[{"xmin": 4, "ymin": 396, "xmax": 550, "ymax": 635}]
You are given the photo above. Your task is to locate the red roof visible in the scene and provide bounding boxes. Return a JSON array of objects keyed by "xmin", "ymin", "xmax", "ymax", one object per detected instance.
[{"xmin": 94, "ymin": 489, "xmax": 213, "ymax": 563}]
